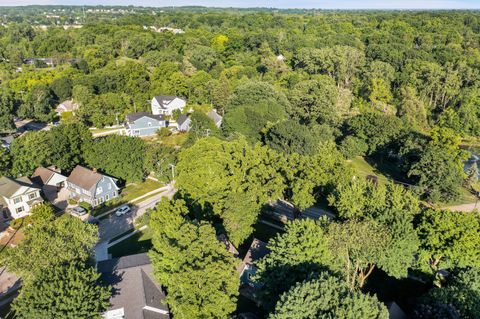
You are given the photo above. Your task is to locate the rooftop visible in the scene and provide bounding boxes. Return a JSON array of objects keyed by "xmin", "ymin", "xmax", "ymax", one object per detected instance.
[
  {"xmin": 99, "ymin": 253, "xmax": 170, "ymax": 319},
  {"xmin": 126, "ymin": 112, "xmax": 165, "ymax": 124},
  {"xmin": 66, "ymin": 165, "xmax": 104, "ymax": 191}
]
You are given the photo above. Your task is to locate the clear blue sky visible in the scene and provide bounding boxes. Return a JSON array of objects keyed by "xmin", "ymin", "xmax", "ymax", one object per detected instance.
[{"xmin": 1, "ymin": 0, "xmax": 480, "ymax": 9}]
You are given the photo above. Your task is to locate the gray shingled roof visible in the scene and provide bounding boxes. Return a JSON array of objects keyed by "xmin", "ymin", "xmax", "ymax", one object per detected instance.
[
  {"xmin": 153, "ymin": 96, "xmax": 177, "ymax": 108},
  {"xmin": 176, "ymin": 115, "xmax": 190, "ymax": 126},
  {"xmin": 125, "ymin": 112, "xmax": 165, "ymax": 124},
  {"xmin": 207, "ymin": 109, "xmax": 222, "ymax": 124},
  {"xmin": 0, "ymin": 176, "xmax": 39, "ymax": 198},
  {"xmin": 66, "ymin": 165, "xmax": 103, "ymax": 191},
  {"xmin": 99, "ymin": 253, "xmax": 170, "ymax": 319}
]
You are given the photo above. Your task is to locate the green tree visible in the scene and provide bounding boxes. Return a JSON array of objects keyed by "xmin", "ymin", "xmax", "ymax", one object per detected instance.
[
  {"xmin": 18, "ymin": 84, "xmax": 54, "ymax": 122},
  {"xmin": 264, "ymin": 120, "xmax": 319, "ymax": 155},
  {"xmin": 416, "ymin": 209, "xmax": 480, "ymax": 272},
  {"xmin": 84, "ymin": 135, "xmax": 146, "ymax": 182},
  {"xmin": 10, "ymin": 131, "xmax": 53, "ymax": 176},
  {"xmin": 0, "ymin": 147, "xmax": 12, "ymax": 176},
  {"xmin": 289, "ymin": 75, "xmax": 339, "ymax": 125},
  {"xmin": 420, "ymin": 267, "xmax": 480, "ymax": 318},
  {"xmin": 49, "ymin": 123, "xmax": 92, "ymax": 171},
  {"xmin": 12, "ymin": 263, "xmax": 110, "ymax": 319},
  {"xmin": 50, "ymin": 76, "xmax": 73, "ymax": 102},
  {"xmin": 177, "ymin": 137, "xmax": 285, "ymax": 245},
  {"xmin": 269, "ymin": 274, "xmax": 388, "ymax": 319},
  {"xmin": 255, "ymin": 219, "xmax": 334, "ymax": 308},
  {"xmin": 2, "ymin": 215, "xmax": 98, "ymax": 280},
  {"xmin": 149, "ymin": 199, "xmax": 239, "ymax": 319},
  {"xmin": 0, "ymin": 89, "xmax": 16, "ymax": 133}
]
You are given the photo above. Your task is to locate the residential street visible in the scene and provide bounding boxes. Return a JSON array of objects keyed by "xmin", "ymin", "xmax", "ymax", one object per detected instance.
[{"xmin": 98, "ymin": 185, "xmax": 175, "ymax": 242}]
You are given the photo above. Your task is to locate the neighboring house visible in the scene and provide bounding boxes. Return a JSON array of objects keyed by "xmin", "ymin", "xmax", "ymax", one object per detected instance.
[
  {"xmin": 176, "ymin": 115, "xmax": 191, "ymax": 132},
  {"xmin": 31, "ymin": 166, "xmax": 67, "ymax": 190},
  {"xmin": 238, "ymin": 238, "xmax": 270, "ymax": 302},
  {"xmin": 98, "ymin": 253, "xmax": 170, "ymax": 319},
  {"xmin": 207, "ymin": 109, "xmax": 223, "ymax": 128},
  {"xmin": 55, "ymin": 100, "xmax": 79, "ymax": 116},
  {"xmin": 217, "ymin": 233, "xmax": 239, "ymax": 257},
  {"xmin": 66, "ymin": 165, "xmax": 119, "ymax": 207},
  {"xmin": 151, "ymin": 96, "xmax": 186, "ymax": 116},
  {"xmin": 0, "ymin": 176, "xmax": 43, "ymax": 219},
  {"xmin": 125, "ymin": 112, "xmax": 167, "ymax": 137}
]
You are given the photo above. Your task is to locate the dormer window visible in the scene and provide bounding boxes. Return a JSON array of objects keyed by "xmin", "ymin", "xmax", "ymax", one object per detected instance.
[
  {"xmin": 148, "ymin": 122, "xmax": 152, "ymax": 127},
  {"xmin": 97, "ymin": 187, "xmax": 103, "ymax": 194}
]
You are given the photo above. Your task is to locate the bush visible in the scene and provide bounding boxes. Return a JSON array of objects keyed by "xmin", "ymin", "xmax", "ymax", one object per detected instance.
[
  {"xmin": 68, "ymin": 199, "xmax": 78, "ymax": 205},
  {"xmin": 78, "ymin": 202, "xmax": 92, "ymax": 213},
  {"xmin": 157, "ymin": 127, "xmax": 172, "ymax": 138},
  {"xmin": 10, "ymin": 216, "xmax": 31, "ymax": 230},
  {"xmin": 340, "ymin": 136, "xmax": 368, "ymax": 159}
]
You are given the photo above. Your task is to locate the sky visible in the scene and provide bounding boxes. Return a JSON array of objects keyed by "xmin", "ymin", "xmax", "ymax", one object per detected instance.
[{"xmin": 1, "ymin": 0, "xmax": 480, "ymax": 9}]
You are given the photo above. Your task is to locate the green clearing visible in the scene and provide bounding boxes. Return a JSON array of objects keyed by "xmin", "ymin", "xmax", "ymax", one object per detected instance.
[
  {"xmin": 160, "ymin": 133, "xmax": 189, "ymax": 147},
  {"xmin": 347, "ymin": 156, "xmax": 390, "ymax": 184},
  {"xmin": 108, "ymin": 227, "xmax": 153, "ymax": 258}
]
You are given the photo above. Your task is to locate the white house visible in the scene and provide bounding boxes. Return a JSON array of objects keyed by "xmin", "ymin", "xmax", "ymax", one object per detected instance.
[
  {"xmin": 31, "ymin": 166, "xmax": 67, "ymax": 190},
  {"xmin": 151, "ymin": 96, "xmax": 186, "ymax": 116},
  {"xmin": 0, "ymin": 176, "xmax": 43, "ymax": 219}
]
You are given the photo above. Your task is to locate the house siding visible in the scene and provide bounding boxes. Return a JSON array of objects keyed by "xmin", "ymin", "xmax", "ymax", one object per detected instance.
[
  {"xmin": 92, "ymin": 177, "xmax": 118, "ymax": 206},
  {"xmin": 126, "ymin": 116, "xmax": 166, "ymax": 137}
]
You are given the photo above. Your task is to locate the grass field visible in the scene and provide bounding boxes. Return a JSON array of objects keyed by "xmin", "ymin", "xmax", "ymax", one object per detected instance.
[
  {"xmin": 108, "ymin": 227, "xmax": 153, "ymax": 258},
  {"xmin": 348, "ymin": 156, "xmax": 390, "ymax": 184},
  {"xmin": 161, "ymin": 133, "xmax": 189, "ymax": 146}
]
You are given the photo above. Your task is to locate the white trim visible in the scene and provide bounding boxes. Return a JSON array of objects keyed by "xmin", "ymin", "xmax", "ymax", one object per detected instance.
[{"xmin": 142, "ymin": 305, "xmax": 169, "ymax": 315}]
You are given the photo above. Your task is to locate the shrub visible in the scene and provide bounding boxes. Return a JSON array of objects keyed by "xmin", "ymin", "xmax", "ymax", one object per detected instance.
[{"xmin": 340, "ymin": 136, "xmax": 368, "ymax": 159}]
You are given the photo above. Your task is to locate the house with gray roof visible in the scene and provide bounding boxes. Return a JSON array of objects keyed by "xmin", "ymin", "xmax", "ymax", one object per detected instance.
[
  {"xmin": 98, "ymin": 253, "xmax": 170, "ymax": 319},
  {"xmin": 125, "ymin": 112, "xmax": 167, "ymax": 137},
  {"xmin": 207, "ymin": 109, "xmax": 223, "ymax": 128},
  {"xmin": 176, "ymin": 115, "xmax": 191, "ymax": 132},
  {"xmin": 151, "ymin": 96, "xmax": 186, "ymax": 116},
  {"xmin": 0, "ymin": 176, "xmax": 43, "ymax": 219},
  {"xmin": 66, "ymin": 165, "xmax": 119, "ymax": 207},
  {"xmin": 55, "ymin": 100, "xmax": 79, "ymax": 116}
]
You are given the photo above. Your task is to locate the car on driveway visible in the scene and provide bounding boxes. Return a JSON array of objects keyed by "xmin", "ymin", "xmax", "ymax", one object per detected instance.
[
  {"xmin": 115, "ymin": 205, "xmax": 131, "ymax": 217},
  {"xmin": 85, "ymin": 217, "xmax": 99, "ymax": 225},
  {"xmin": 70, "ymin": 206, "xmax": 87, "ymax": 216}
]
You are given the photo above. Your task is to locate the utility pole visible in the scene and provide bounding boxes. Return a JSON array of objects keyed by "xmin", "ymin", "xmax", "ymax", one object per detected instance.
[{"xmin": 169, "ymin": 164, "xmax": 175, "ymax": 181}]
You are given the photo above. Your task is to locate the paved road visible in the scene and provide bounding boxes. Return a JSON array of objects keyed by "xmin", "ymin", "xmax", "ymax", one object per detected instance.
[
  {"xmin": 270, "ymin": 199, "xmax": 335, "ymax": 221},
  {"xmin": 98, "ymin": 186, "xmax": 175, "ymax": 242}
]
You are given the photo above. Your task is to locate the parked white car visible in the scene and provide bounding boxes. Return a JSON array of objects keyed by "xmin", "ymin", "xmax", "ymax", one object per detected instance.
[
  {"xmin": 70, "ymin": 206, "xmax": 87, "ymax": 216},
  {"xmin": 115, "ymin": 205, "xmax": 131, "ymax": 217}
]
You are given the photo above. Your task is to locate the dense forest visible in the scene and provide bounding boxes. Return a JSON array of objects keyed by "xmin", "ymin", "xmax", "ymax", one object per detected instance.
[{"xmin": 0, "ymin": 7, "xmax": 479, "ymax": 319}]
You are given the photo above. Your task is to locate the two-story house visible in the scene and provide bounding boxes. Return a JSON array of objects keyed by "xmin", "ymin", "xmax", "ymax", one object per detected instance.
[
  {"xmin": 124, "ymin": 112, "xmax": 167, "ymax": 137},
  {"xmin": 151, "ymin": 96, "xmax": 186, "ymax": 116},
  {"xmin": 66, "ymin": 165, "xmax": 119, "ymax": 207},
  {"xmin": 0, "ymin": 176, "xmax": 43, "ymax": 219}
]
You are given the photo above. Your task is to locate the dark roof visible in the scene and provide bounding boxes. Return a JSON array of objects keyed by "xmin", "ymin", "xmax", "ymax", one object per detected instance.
[
  {"xmin": 97, "ymin": 252, "xmax": 151, "ymax": 273},
  {"xmin": 99, "ymin": 253, "xmax": 170, "ymax": 319},
  {"xmin": 176, "ymin": 115, "xmax": 190, "ymax": 126},
  {"xmin": 126, "ymin": 112, "xmax": 165, "ymax": 124},
  {"xmin": 0, "ymin": 176, "xmax": 39, "ymax": 198},
  {"xmin": 31, "ymin": 167, "xmax": 59, "ymax": 186},
  {"xmin": 239, "ymin": 238, "xmax": 270, "ymax": 274},
  {"xmin": 66, "ymin": 165, "xmax": 103, "ymax": 191}
]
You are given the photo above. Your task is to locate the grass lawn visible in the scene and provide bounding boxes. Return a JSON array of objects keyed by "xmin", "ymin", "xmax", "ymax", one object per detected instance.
[
  {"xmin": 92, "ymin": 179, "xmax": 165, "ymax": 216},
  {"xmin": 348, "ymin": 156, "xmax": 390, "ymax": 184},
  {"xmin": 108, "ymin": 227, "xmax": 153, "ymax": 258},
  {"xmin": 89, "ymin": 127, "xmax": 122, "ymax": 135},
  {"xmin": 161, "ymin": 133, "xmax": 188, "ymax": 146}
]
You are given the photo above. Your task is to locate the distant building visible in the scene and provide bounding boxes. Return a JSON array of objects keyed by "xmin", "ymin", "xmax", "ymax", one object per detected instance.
[
  {"xmin": 176, "ymin": 115, "xmax": 191, "ymax": 132},
  {"xmin": 98, "ymin": 253, "xmax": 170, "ymax": 319},
  {"xmin": 151, "ymin": 96, "xmax": 186, "ymax": 116},
  {"xmin": 66, "ymin": 165, "xmax": 119, "ymax": 207},
  {"xmin": 55, "ymin": 100, "xmax": 79, "ymax": 116},
  {"xmin": 207, "ymin": 109, "xmax": 223, "ymax": 128},
  {"xmin": 0, "ymin": 176, "xmax": 43, "ymax": 219},
  {"xmin": 125, "ymin": 112, "xmax": 167, "ymax": 137}
]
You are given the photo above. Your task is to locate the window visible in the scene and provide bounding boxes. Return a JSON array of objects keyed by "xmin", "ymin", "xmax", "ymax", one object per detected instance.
[
  {"xmin": 29, "ymin": 192, "xmax": 37, "ymax": 200},
  {"xmin": 148, "ymin": 122, "xmax": 152, "ymax": 127},
  {"xmin": 108, "ymin": 183, "xmax": 111, "ymax": 190},
  {"xmin": 97, "ymin": 187, "xmax": 103, "ymax": 194},
  {"xmin": 16, "ymin": 207, "xmax": 24, "ymax": 214},
  {"xmin": 13, "ymin": 197, "xmax": 21, "ymax": 204},
  {"xmin": 105, "ymin": 194, "xmax": 109, "ymax": 201}
]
